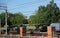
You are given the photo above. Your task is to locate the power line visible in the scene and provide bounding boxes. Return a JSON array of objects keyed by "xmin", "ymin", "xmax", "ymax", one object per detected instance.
[
  {"xmin": 0, "ymin": 3, "xmax": 8, "ymax": 35},
  {"xmin": 8, "ymin": 3, "xmax": 40, "ymax": 12},
  {"xmin": 8, "ymin": 0, "xmax": 49, "ymax": 11},
  {"xmin": 7, "ymin": 0, "xmax": 50, "ymax": 14},
  {"xmin": 8, "ymin": 10, "xmax": 35, "ymax": 14},
  {"xmin": 8, "ymin": 0, "xmax": 43, "ymax": 10}
]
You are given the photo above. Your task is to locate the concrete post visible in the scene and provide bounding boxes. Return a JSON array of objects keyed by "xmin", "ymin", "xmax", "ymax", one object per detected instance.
[
  {"xmin": 47, "ymin": 26, "xmax": 55, "ymax": 38},
  {"xmin": 20, "ymin": 27, "xmax": 26, "ymax": 37},
  {"xmin": 20, "ymin": 27, "xmax": 23, "ymax": 37}
]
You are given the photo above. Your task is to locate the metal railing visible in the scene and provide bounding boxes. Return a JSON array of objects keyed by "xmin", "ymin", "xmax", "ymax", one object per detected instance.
[
  {"xmin": 0, "ymin": 35, "xmax": 20, "ymax": 38},
  {"xmin": 0, "ymin": 35, "xmax": 59, "ymax": 38}
]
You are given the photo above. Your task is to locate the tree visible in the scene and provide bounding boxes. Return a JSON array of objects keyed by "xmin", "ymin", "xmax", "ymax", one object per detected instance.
[
  {"xmin": 0, "ymin": 12, "xmax": 5, "ymax": 27},
  {"xmin": 29, "ymin": 0, "xmax": 60, "ymax": 25},
  {"xmin": 28, "ymin": 0, "xmax": 60, "ymax": 32},
  {"xmin": 10, "ymin": 12, "xmax": 25, "ymax": 26},
  {"xmin": 28, "ymin": 15, "xmax": 36, "ymax": 24},
  {"xmin": 0, "ymin": 12, "xmax": 26, "ymax": 27}
]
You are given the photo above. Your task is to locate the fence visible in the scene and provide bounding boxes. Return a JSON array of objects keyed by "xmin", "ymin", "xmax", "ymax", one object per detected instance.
[
  {"xmin": 0, "ymin": 26, "xmax": 60, "ymax": 38},
  {"xmin": 0, "ymin": 35, "xmax": 20, "ymax": 38},
  {"xmin": 0, "ymin": 35, "xmax": 47, "ymax": 38},
  {"xmin": 0, "ymin": 35, "xmax": 59, "ymax": 38}
]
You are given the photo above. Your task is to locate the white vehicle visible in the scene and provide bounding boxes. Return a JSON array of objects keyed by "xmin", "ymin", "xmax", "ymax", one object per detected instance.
[{"xmin": 50, "ymin": 23, "xmax": 60, "ymax": 32}]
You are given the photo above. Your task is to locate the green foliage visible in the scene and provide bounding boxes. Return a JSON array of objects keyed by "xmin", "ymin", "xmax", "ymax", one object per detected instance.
[
  {"xmin": 29, "ymin": 1, "xmax": 60, "ymax": 25},
  {"xmin": 0, "ymin": 12, "xmax": 5, "ymax": 26},
  {"xmin": 0, "ymin": 12, "xmax": 26, "ymax": 27},
  {"xmin": 28, "ymin": 1, "xmax": 60, "ymax": 32},
  {"xmin": 13, "ymin": 13, "xmax": 25, "ymax": 25},
  {"xmin": 28, "ymin": 15, "xmax": 37, "ymax": 24}
]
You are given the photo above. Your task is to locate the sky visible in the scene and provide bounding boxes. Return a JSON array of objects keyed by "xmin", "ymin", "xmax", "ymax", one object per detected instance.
[{"xmin": 0, "ymin": 0, "xmax": 60, "ymax": 17}]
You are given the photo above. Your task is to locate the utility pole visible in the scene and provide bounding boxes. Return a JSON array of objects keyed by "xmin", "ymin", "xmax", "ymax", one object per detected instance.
[
  {"xmin": 0, "ymin": 5, "xmax": 7, "ymax": 35},
  {"xmin": 5, "ymin": 9, "xmax": 8, "ymax": 35},
  {"xmin": 0, "ymin": 18, "xmax": 1, "ymax": 35}
]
